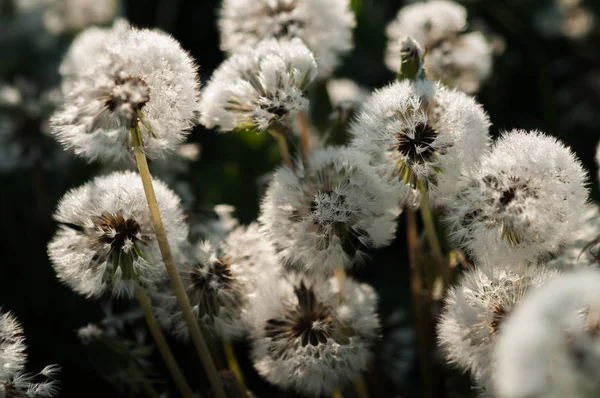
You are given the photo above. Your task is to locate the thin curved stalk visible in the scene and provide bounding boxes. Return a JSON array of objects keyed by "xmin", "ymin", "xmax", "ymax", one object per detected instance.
[
  {"xmin": 131, "ymin": 126, "xmax": 227, "ymax": 398},
  {"xmin": 136, "ymin": 286, "xmax": 195, "ymax": 398},
  {"xmin": 222, "ymin": 339, "xmax": 248, "ymax": 398},
  {"xmin": 268, "ymin": 127, "xmax": 295, "ymax": 172}
]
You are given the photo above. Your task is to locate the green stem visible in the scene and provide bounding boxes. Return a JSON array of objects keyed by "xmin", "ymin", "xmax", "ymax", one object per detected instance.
[
  {"xmin": 136, "ymin": 286, "xmax": 195, "ymax": 398},
  {"xmin": 222, "ymin": 339, "xmax": 249, "ymax": 398},
  {"xmin": 130, "ymin": 126, "xmax": 227, "ymax": 398},
  {"xmin": 268, "ymin": 127, "xmax": 295, "ymax": 172},
  {"xmin": 417, "ymin": 182, "xmax": 451, "ymax": 285}
]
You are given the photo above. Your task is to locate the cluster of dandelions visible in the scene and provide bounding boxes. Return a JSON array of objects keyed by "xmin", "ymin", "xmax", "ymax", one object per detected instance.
[{"xmin": 3, "ymin": 0, "xmax": 594, "ymax": 397}]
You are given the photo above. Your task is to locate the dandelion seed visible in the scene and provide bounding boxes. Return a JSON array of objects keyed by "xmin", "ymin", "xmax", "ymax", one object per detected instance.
[
  {"xmin": 218, "ymin": 0, "xmax": 355, "ymax": 77},
  {"xmin": 47, "ymin": 171, "xmax": 188, "ymax": 298},
  {"xmin": 250, "ymin": 275, "xmax": 380, "ymax": 396},
  {"xmin": 199, "ymin": 38, "xmax": 317, "ymax": 133},
  {"xmin": 444, "ymin": 130, "xmax": 589, "ymax": 265},
  {"xmin": 385, "ymin": 0, "xmax": 492, "ymax": 93},
  {"xmin": 437, "ymin": 264, "xmax": 558, "ymax": 385},
  {"xmin": 495, "ymin": 269, "xmax": 600, "ymax": 398},
  {"xmin": 260, "ymin": 147, "xmax": 400, "ymax": 275},
  {"xmin": 51, "ymin": 25, "xmax": 200, "ymax": 163}
]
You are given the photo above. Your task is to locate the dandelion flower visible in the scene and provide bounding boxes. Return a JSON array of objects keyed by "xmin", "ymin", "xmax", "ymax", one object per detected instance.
[
  {"xmin": 385, "ymin": 0, "xmax": 492, "ymax": 93},
  {"xmin": 199, "ymin": 38, "xmax": 317, "ymax": 133},
  {"xmin": 350, "ymin": 79, "xmax": 490, "ymax": 202},
  {"xmin": 48, "ymin": 171, "xmax": 188, "ymax": 298},
  {"xmin": 51, "ymin": 26, "xmax": 200, "ymax": 163},
  {"xmin": 437, "ymin": 264, "xmax": 558, "ymax": 385},
  {"xmin": 151, "ymin": 223, "xmax": 278, "ymax": 340},
  {"xmin": 444, "ymin": 130, "xmax": 589, "ymax": 265},
  {"xmin": 0, "ymin": 310, "xmax": 60, "ymax": 397},
  {"xmin": 250, "ymin": 275, "xmax": 380, "ymax": 396},
  {"xmin": 218, "ymin": 0, "xmax": 354, "ymax": 77},
  {"xmin": 495, "ymin": 269, "xmax": 600, "ymax": 398},
  {"xmin": 260, "ymin": 147, "xmax": 399, "ymax": 275}
]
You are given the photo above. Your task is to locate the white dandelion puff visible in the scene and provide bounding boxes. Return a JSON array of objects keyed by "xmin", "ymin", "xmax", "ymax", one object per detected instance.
[
  {"xmin": 259, "ymin": 147, "xmax": 400, "ymax": 275},
  {"xmin": 385, "ymin": 0, "xmax": 492, "ymax": 93},
  {"xmin": 199, "ymin": 38, "xmax": 317, "ymax": 133},
  {"xmin": 437, "ymin": 263, "xmax": 558, "ymax": 384},
  {"xmin": 444, "ymin": 130, "xmax": 589, "ymax": 265},
  {"xmin": 350, "ymin": 79, "xmax": 490, "ymax": 203},
  {"xmin": 250, "ymin": 275, "xmax": 380, "ymax": 396},
  {"xmin": 51, "ymin": 25, "xmax": 200, "ymax": 163},
  {"xmin": 548, "ymin": 204, "xmax": 600, "ymax": 270},
  {"xmin": 151, "ymin": 223, "xmax": 279, "ymax": 341},
  {"xmin": 218, "ymin": 0, "xmax": 355, "ymax": 78},
  {"xmin": 47, "ymin": 171, "xmax": 188, "ymax": 298},
  {"xmin": 495, "ymin": 269, "xmax": 600, "ymax": 398},
  {"xmin": 0, "ymin": 310, "xmax": 60, "ymax": 397}
]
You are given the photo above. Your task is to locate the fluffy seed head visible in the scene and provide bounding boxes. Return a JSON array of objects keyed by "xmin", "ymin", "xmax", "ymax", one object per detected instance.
[
  {"xmin": 444, "ymin": 130, "xmax": 589, "ymax": 265},
  {"xmin": 218, "ymin": 0, "xmax": 355, "ymax": 77},
  {"xmin": 250, "ymin": 275, "xmax": 380, "ymax": 396},
  {"xmin": 0, "ymin": 310, "xmax": 60, "ymax": 397},
  {"xmin": 48, "ymin": 171, "xmax": 188, "ymax": 298},
  {"xmin": 385, "ymin": 0, "xmax": 492, "ymax": 93},
  {"xmin": 151, "ymin": 223, "xmax": 279, "ymax": 340},
  {"xmin": 51, "ymin": 25, "xmax": 200, "ymax": 163},
  {"xmin": 259, "ymin": 147, "xmax": 400, "ymax": 275},
  {"xmin": 199, "ymin": 38, "xmax": 317, "ymax": 133},
  {"xmin": 495, "ymin": 269, "xmax": 600, "ymax": 398},
  {"xmin": 350, "ymin": 79, "xmax": 490, "ymax": 203},
  {"xmin": 437, "ymin": 264, "xmax": 558, "ymax": 384}
]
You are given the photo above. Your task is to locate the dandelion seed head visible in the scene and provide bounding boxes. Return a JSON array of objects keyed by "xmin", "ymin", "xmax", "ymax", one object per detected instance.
[
  {"xmin": 51, "ymin": 25, "xmax": 200, "ymax": 163},
  {"xmin": 444, "ymin": 130, "xmax": 589, "ymax": 265},
  {"xmin": 0, "ymin": 311, "xmax": 26, "ymax": 380},
  {"xmin": 495, "ymin": 269, "xmax": 600, "ymax": 398},
  {"xmin": 199, "ymin": 38, "xmax": 317, "ymax": 133},
  {"xmin": 260, "ymin": 147, "xmax": 400, "ymax": 275},
  {"xmin": 437, "ymin": 264, "xmax": 558, "ymax": 384},
  {"xmin": 385, "ymin": 0, "xmax": 492, "ymax": 93},
  {"xmin": 48, "ymin": 171, "xmax": 188, "ymax": 298},
  {"xmin": 219, "ymin": 0, "xmax": 354, "ymax": 78},
  {"xmin": 350, "ymin": 79, "xmax": 490, "ymax": 204},
  {"xmin": 250, "ymin": 275, "xmax": 380, "ymax": 396},
  {"xmin": 152, "ymin": 223, "xmax": 279, "ymax": 340}
]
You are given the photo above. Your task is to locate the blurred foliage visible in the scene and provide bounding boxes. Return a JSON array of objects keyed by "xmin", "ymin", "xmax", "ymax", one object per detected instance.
[{"xmin": 0, "ymin": 0, "xmax": 599, "ymax": 397}]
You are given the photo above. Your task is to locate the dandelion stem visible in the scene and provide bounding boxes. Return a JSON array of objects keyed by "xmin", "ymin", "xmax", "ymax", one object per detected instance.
[
  {"xmin": 268, "ymin": 127, "xmax": 295, "ymax": 172},
  {"xmin": 222, "ymin": 339, "xmax": 248, "ymax": 397},
  {"xmin": 353, "ymin": 374, "xmax": 370, "ymax": 398},
  {"xmin": 417, "ymin": 182, "xmax": 450, "ymax": 284},
  {"xmin": 332, "ymin": 390, "xmax": 343, "ymax": 398},
  {"xmin": 296, "ymin": 110, "xmax": 312, "ymax": 170},
  {"xmin": 405, "ymin": 208, "xmax": 436, "ymax": 398},
  {"xmin": 136, "ymin": 286, "xmax": 195, "ymax": 398},
  {"xmin": 130, "ymin": 126, "xmax": 227, "ymax": 398}
]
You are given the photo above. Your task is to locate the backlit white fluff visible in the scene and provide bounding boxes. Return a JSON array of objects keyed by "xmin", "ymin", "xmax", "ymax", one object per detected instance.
[
  {"xmin": 350, "ymin": 79, "xmax": 490, "ymax": 203},
  {"xmin": 250, "ymin": 275, "xmax": 380, "ymax": 396},
  {"xmin": 219, "ymin": 0, "xmax": 355, "ymax": 77},
  {"xmin": 51, "ymin": 26, "xmax": 200, "ymax": 163},
  {"xmin": 260, "ymin": 147, "xmax": 400, "ymax": 275},
  {"xmin": 548, "ymin": 204, "xmax": 599, "ymax": 270},
  {"xmin": 199, "ymin": 38, "xmax": 317, "ymax": 133},
  {"xmin": 495, "ymin": 270, "xmax": 600, "ymax": 398},
  {"xmin": 385, "ymin": 0, "xmax": 492, "ymax": 93},
  {"xmin": 0, "ymin": 310, "xmax": 60, "ymax": 397},
  {"xmin": 437, "ymin": 264, "xmax": 558, "ymax": 385},
  {"xmin": 445, "ymin": 130, "xmax": 589, "ymax": 265},
  {"xmin": 48, "ymin": 171, "xmax": 188, "ymax": 298},
  {"xmin": 151, "ymin": 223, "xmax": 279, "ymax": 340}
]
